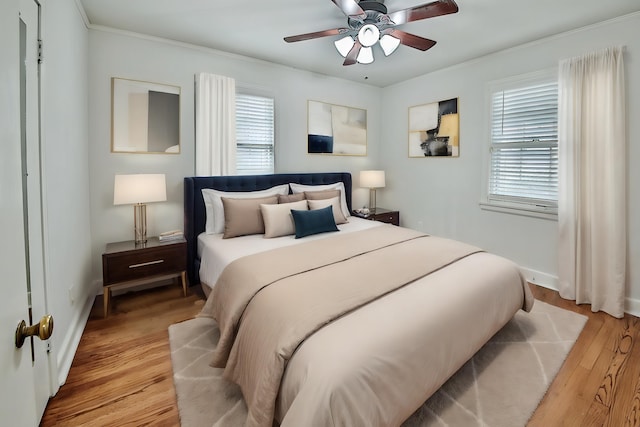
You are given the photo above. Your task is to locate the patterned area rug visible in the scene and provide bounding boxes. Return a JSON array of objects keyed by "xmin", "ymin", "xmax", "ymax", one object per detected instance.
[{"xmin": 169, "ymin": 301, "xmax": 587, "ymax": 426}]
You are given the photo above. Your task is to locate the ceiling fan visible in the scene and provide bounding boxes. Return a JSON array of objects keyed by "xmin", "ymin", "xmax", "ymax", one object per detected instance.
[{"xmin": 284, "ymin": 0, "xmax": 459, "ymax": 66}]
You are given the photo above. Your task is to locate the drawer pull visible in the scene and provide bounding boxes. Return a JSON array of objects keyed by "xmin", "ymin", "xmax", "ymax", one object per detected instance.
[{"xmin": 129, "ymin": 259, "xmax": 164, "ymax": 268}]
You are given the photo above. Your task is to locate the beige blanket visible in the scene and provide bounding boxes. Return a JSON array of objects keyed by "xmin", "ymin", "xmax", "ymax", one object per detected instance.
[{"xmin": 200, "ymin": 225, "xmax": 527, "ymax": 427}]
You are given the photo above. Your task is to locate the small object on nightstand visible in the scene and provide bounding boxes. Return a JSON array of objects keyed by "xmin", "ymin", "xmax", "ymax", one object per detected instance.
[
  {"xmin": 354, "ymin": 207, "xmax": 369, "ymax": 216},
  {"xmin": 159, "ymin": 229, "xmax": 184, "ymax": 241},
  {"xmin": 352, "ymin": 207, "xmax": 400, "ymax": 226},
  {"xmin": 102, "ymin": 236, "xmax": 188, "ymax": 317}
]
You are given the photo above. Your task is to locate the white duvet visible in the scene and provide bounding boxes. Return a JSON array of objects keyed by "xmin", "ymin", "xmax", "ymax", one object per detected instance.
[{"xmin": 197, "ymin": 216, "xmax": 382, "ymax": 294}]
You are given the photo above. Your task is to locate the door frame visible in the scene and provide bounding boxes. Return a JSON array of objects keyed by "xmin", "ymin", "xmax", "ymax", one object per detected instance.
[{"xmin": 21, "ymin": 0, "xmax": 55, "ymax": 418}]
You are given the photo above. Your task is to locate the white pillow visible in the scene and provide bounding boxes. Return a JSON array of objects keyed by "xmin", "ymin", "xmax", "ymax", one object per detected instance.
[
  {"xmin": 307, "ymin": 197, "xmax": 348, "ymax": 225},
  {"xmin": 201, "ymin": 184, "xmax": 289, "ymax": 234},
  {"xmin": 260, "ymin": 200, "xmax": 309, "ymax": 238},
  {"xmin": 289, "ymin": 182, "xmax": 350, "ymax": 219}
]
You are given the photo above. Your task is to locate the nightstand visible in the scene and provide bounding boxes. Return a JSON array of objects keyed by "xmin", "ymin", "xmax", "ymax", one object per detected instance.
[
  {"xmin": 102, "ymin": 237, "xmax": 188, "ymax": 317},
  {"xmin": 352, "ymin": 208, "xmax": 400, "ymax": 226}
]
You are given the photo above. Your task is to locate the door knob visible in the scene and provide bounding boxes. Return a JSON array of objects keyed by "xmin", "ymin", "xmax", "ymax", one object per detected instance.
[{"xmin": 15, "ymin": 315, "xmax": 54, "ymax": 348}]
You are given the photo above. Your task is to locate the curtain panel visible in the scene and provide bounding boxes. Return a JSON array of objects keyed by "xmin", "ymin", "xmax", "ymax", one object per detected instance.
[
  {"xmin": 557, "ymin": 46, "xmax": 626, "ymax": 318},
  {"xmin": 195, "ymin": 73, "xmax": 236, "ymax": 176}
]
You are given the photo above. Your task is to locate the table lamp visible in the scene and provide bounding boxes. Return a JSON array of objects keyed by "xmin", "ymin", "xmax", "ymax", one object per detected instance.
[
  {"xmin": 360, "ymin": 170, "xmax": 385, "ymax": 213},
  {"xmin": 114, "ymin": 174, "xmax": 167, "ymax": 244}
]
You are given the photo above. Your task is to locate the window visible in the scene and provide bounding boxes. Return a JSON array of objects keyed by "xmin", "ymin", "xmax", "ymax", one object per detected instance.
[
  {"xmin": 235, "ymin": 92, "xmax": 275, "ymax": 175},
  {"xmin": 485, "ymin": 72, "xmax": 558, "ymax": 217}
]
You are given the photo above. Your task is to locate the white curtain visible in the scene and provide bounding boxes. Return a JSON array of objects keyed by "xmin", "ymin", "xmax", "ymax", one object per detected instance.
[
  {"xmin": 195, "ymin": 73, "xmax": 236, "ymax": 176},
  {"xmin": 557, "ymin": 46, "xmax": 626, "ymax": 318}
]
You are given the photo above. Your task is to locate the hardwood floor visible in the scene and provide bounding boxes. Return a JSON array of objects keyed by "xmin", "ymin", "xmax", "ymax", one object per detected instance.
[
  {"xmin": 41, "ymin": 284, "xmax": 204, "ymax": 427},
  {"xmin": 528, "ymin": 286, "xmax": 640, "ymax": 427},
  {"xmin": 41, "ymin": 283, "xmax": 640, "ymax": 426}
]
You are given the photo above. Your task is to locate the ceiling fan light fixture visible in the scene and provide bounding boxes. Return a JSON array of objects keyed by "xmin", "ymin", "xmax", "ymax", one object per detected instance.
[
  {"xmin": 357, "ymin": 24, "xmax": 380, "ymax": 47},
  {"xmin": 356, "ymin": 46, "xmax": 374, "ymax": 64},
  {"xmin": 334, "ymin": 35, "xmax": 355, "ymax": 57},
  {"xmin": 379, "ymin": 34, "xmax": 401, "ymax": 56},
  {"xmin": 285, "ymin": 0, "xmax": 460, "ymax": 67}
]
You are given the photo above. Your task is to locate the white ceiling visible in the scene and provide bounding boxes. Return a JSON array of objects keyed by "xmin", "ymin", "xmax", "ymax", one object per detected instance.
[{"xmin": 79, "ymin": 0, "xmax": 640, "ymax": 87}]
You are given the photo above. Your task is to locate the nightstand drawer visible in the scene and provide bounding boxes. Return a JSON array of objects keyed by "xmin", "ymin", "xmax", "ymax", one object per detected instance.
[
  {"xmin": 373, "ymin": 211, "xmax": 399, "ymax": 225},
  {"xmin": 102, "ymin": 237, "xmax": 188, "ymax": 317},
  {"xmin": 103, "ymin": 242, "xmax": 186, "ymax": 285},
  {"xmin": 352, "ymin": 208, "xmax": 400, "ymax": 226}
]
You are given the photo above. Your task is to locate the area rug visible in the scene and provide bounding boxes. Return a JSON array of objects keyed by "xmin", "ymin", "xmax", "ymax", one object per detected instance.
[{"xmin": 169, "ymin": 301, "xmax": 587, "ymax": 426}]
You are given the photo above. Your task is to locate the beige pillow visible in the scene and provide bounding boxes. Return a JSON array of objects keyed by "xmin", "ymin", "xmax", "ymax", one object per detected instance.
[
  {"xmin": 201, "ymin": 184, "xmax": 289, "ymax": 234},
  {"xmin": 304, "ymin": 189, "xmax": 340, "ymax": 201},
  {"xmin": 278, "ymin": 193, "xmax": 306, "ymax": 203},
  {"xmin": 260, "ymin": 200, "xmax": 309, "ymax": 238},
  {"xmin": 289, "ymin": 182, "xmax": 350, "ymax": 219},
  {"xmin": 221, "ymin": 196, "xmax": 278, "ymax": 239},
  {"xmin": 307, "ymin": 196, "xmax": 348, "ymax": 225}
]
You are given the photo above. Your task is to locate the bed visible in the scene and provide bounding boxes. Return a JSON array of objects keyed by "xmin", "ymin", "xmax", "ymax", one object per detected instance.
[{"xmin": 183, "ymin": 172, "xmax": 534, "ymax": 427}]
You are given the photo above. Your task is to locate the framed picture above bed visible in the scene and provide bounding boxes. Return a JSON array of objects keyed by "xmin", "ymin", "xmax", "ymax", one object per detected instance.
[
  {"xmin": 111, "ymin": 77, "xmax": 181, "ymax": 154},
  {"xmin": 408, "ymin": 97, "xmax": 459, "ymax": 158},
  {"xmin": 307, "ymin": 100, "xmax": 367, "ymax": 156}
]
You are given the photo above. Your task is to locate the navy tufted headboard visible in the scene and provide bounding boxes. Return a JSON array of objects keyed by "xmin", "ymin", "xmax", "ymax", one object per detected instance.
[{"xmin": 183, "ymin": 172, "xmax": 352, "ymax": 285}]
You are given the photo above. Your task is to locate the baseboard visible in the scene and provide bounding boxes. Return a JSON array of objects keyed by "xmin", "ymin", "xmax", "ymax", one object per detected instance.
[
  {"xmin": 519, "ymin": 266, "xmax": 640, "ymax": 318},
  {"xmin": 625, "ymin": 297, "xmax": 640, "ymax": 318},
  {"xmin": 55, "ymin": 287, "xmax": 96, "ymax": 388},
  {"xmin": 519, "ymin": 266, "xmax": 559, "ymax": 291}
]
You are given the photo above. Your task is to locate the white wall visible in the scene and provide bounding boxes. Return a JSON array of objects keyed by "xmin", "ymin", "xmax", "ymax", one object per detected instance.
[
  {"xmin": 41, "ymin": 0, "xmax": 94, "ymax": 385},
  {"xmin": 87, "ymin": 29, "xmax": 382, "ymax": 285},
  {"xmin": 380, "ymin": 13, "xmax": 640, "ymax": 311}
]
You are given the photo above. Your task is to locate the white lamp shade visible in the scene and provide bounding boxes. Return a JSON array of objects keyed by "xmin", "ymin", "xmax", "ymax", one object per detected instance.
[
  {"xmin": 334, "ymin": 36, "xmax": 355, "ymax": 57},
  {"xmin": 380, "ymin": 34, "xmax": 401, "ymax": 56},
  {"xmin": 356, "ymin": 46, "xmax": 374, "ymax": 64},
  {"xmin": 114, "ymin": 174, "xmax": 167, "ymax": 205},
  {"xmin": 360, "ymin": 170, "xmax": 386, "ymax": 188}
]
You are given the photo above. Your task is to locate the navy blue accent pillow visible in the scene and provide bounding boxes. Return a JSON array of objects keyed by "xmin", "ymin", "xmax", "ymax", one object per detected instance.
[{"xmin": 291, "ymin": 205, "xmax": 339, "ymax": 239}]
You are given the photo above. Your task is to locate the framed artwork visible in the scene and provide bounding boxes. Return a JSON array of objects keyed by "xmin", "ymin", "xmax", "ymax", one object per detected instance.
[
  {"xmin": 307, "ymin": 100, "xmax": 367, "ymax": 156},
  {"xmin": 408, "ymin": 97, "xmax": 459, "ymax": 157},
  {"xmin": 111, "ymin": 77, "xmax": 181, "ymax": 154}
]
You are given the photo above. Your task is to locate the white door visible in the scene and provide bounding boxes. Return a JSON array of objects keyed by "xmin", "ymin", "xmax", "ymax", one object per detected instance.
[{"xmin": 0, "ymin": 0, "xmax": 52, "ymax": 425}]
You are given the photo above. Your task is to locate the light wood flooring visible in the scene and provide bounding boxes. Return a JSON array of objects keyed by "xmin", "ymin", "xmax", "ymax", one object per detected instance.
[
  {"xmin": 41, "ymin": 283, "xmax": 640, "ymax": 426},
  {"xmin": 40, "ymin": 284, "xmax": 204, "ymax": 426}
]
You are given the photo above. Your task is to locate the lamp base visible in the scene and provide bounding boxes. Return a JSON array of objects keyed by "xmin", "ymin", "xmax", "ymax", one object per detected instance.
[
  {"xmin": 369, "ymin": 188, "xmax": 377, "ymax": 214},
  {"xmin": 133, "ymin": 203, "xmax": 147, "ymax": 244}
]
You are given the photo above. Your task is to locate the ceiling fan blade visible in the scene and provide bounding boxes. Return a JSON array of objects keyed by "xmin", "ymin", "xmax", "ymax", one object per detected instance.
[
  {"xmin": 330, "ymin": 0, "xmax": 367, "ymax": 19},
  {"xmin": 284, "ymin": 28, "xmax": 350, "ymax": 43},
  {"xmin": 387, "ymin": 0, "xmax": 458, "ymax": 26},
  {"xmin": 343, "ymin": 40, "xmax": 362, "ymax": 66},
  {"xmin": 390, "ymin": 29, "xmax": 437, "ymax": 51}
]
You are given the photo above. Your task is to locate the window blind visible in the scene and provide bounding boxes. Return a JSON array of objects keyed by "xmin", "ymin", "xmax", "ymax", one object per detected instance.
[
  {"xmin": 489, "ymin": 80, "xmax": 558, "ymax": 207},
  {"xmin": 236, "ymin": 93, "xmax": 275, "ymax": 175}
]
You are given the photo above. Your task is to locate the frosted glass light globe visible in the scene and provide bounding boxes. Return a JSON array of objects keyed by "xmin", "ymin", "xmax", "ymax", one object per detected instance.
[{"xmin": 358, "ymin": 24, "xmax": 380, "ymax": 47}]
